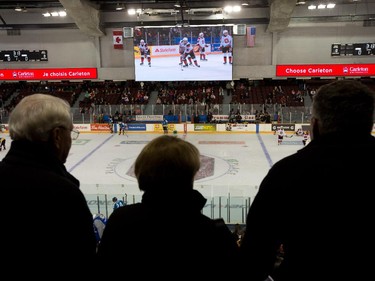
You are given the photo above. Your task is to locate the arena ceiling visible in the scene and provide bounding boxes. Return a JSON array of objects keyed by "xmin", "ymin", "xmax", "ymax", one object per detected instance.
[{"xmin": 0, "ymin": 0, "xmax": 374, "ymax": 37}]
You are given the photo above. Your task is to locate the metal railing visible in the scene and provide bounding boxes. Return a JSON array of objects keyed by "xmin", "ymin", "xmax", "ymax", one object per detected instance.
[
  {"xmin": 69, "ymin": 104, "xmax": 312, "ymax": 124},
  {"xmin": 82, "ymin": 183, "xmax": 257, "ymax": 224}
]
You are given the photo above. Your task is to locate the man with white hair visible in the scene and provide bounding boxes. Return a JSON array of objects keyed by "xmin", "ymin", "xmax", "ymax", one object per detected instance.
[{"xmin": 0, "ymin": 93, "xmax": 96, "ymax": 279}]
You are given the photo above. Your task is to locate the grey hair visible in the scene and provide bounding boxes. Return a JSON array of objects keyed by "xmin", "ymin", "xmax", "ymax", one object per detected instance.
[
  {"xmin": 312, "ymin": 80, "xmax": 375, "ymax": 135},
  {"xmin": 9, "ymin": 93, "xmax": 72, "ymax": 141}
]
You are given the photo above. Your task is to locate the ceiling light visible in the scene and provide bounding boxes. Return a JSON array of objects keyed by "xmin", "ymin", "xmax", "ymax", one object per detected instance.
[
  {"xmin": 241, "ymin": 1, "xmax": 249, "ymax": 5},
  {"xmin": 223, "ymin": 5, "xmax": 242, "ymax": 13},
  {"xmin": 116, "ymin": 3, "xmax": 124, "ymax": 11},
  {"xmin": 318, "ymin": 4, "xmax": 326, "ymax": 9},
  {"xmin": 15, "ymin": 6, "xmax": 23, "ymax": 12},
  {"xmin": 308, "ymin": 4, "xmax": 317, "ymax": 9},
  {"xmin": 43, "ymin": 10, "xmax": 66, "ymax": 17},
  {"xmin": 327, "ymin": 3, "xmax": 336, "ymax": 8},
  {"xmin": 128, "ymin": 9, "xmax": 136, "ymax": 15},
  {"xmin": 224, "ymin": 6, "xmax": 233, "ymax": 13}
]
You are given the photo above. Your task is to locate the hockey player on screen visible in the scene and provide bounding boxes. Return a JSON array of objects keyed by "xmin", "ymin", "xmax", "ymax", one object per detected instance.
[
  {"xmin": 182, "ymin": 41, "xmax": 200, "ymax": 68},
  {"xmin": 179, "ymin": 37, "xmax": 188, "ymax": 65},
  {"xmin": 196, "ymin": 32, "xmax": 208, "ymax": 61},
  {"xmin": 219, "ymin": 29, "xmax": 233, "ymax": 65},
  {"xmin": 139, "ymin": 39, "xmax": 151, "ymax": 67}
]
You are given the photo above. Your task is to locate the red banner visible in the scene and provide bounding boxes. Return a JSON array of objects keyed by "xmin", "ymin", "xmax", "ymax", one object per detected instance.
[
  {"xmin": 276, "ymin": 64, "xmax": 375, "ymax": 77},
  {"xmin": 90, "ymin": 123, "xmax": 112, "ymax": 132},
  {"xmin": 0, "ymin": 68, "xmax": 97, "ymax": 80},
  {"xmin": 113, "ymin": 30, "xmax": 123, "ymax": 49}
]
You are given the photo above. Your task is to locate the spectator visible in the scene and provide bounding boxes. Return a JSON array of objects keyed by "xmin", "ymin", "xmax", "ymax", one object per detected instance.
[
  {"xmin": 97, "ymin": 135, "xmax": 239, "ymax": 279},
  {"xmin": 239, "ymin": 80, "xmax": 375, "ymax": 281},
  {"xmin": 0, "ymin": 94, "xmax": 97, "ymax": 279}
]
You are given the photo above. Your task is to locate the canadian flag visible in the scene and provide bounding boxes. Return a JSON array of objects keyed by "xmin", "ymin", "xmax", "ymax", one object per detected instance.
[{"xmin": 113, "ymin": 30, "xmax": 123, "ymax": 49}]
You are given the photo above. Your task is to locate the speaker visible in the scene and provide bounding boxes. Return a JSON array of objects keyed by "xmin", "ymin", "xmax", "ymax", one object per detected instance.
[
  {"xmin": 123, "ymin": 27, "xmax": 134, "ymax": 38},
  {"xmin": 233, "ymin": 24, "xmax": 246, "ymax": 35}
]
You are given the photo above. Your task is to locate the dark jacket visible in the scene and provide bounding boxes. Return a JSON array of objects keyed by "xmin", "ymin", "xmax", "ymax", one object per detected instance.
[
  {"xmin": 0, "ymin": 140, "xmax": 97, "ymax": 279},
  {"xmin": 97, "ymin": 188, "xmax": 239, "ymax": 279},
  {"xmin": 240, "ymin": 133, "xmax": 375, "ymax": 281}
]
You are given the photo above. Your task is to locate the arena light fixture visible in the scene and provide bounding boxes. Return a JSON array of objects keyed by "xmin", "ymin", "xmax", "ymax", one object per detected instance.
[
  {"xmin": 128, "ymin": 8, "xmax": 136, "ymax": 15},
  {"xmin": 115, "ymin": 3, "xmax": 124, "ymax": 11},
  {"xmin": 233, "ymin": 5, "xmax": 241, "ymax": 12},
  {"xmin": 223, "ymin": 5, "xmax": 242, "ymax": 13}
]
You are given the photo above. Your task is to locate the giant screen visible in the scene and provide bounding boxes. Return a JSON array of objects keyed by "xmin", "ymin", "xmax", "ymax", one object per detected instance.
[{"xmin": 133, "ymin": 25, "xmax": 233, "ymax": 82}]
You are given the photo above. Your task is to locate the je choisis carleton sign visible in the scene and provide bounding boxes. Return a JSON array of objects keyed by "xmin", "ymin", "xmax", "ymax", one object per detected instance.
[
  {"xmin": 276, "ymin": 64, "xmax": 375, "ymax": 77},
  {"xmin": 0, "ymin": 68, "xmax": 97, "ymax": 80}
]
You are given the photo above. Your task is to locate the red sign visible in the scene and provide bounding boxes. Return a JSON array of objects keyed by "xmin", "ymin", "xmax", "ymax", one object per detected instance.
[
  {"xmin": 91, "ymin": 123, "xmax": 111, "ymax": 132},
  {"xmin": 113, "ymin": 30, "xmax": 123, "ymax": 49},
  {"xmin": 276, "ymin": 64, "xmax": 375, "ymax": 77},
  {"xmin": 0, "ymin": 68, "xmax": 97, "ymax": 80}
]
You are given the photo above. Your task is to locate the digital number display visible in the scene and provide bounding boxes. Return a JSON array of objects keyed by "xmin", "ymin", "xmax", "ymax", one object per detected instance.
[
  {"xmin": 332, "ymin": 43, "xmax": 375, "ymax": 56},
  {"xmin": 0, "ymin": 50, "xmax": 48, "ymax": 62}
]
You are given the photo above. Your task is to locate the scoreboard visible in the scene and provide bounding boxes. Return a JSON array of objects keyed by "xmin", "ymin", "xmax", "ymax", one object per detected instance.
[
  {"xmin": 0, "ymin": 50, "xmax": 48, "ymax": 62},
  {"xmin": 331, "ymin": 43, "xmax": 375, "ymax": 56}
]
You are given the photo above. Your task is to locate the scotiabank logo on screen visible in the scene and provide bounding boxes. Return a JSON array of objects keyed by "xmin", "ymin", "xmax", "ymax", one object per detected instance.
[
  {"xmin": 276, "ymin": 64, "xmax": 375, "ymax": 77},
  {"xmin": 151, "ymin": 45, "xmax": 178, "ymax": 56}
]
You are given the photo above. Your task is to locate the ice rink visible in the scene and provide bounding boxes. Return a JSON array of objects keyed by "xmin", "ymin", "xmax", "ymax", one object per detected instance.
[
  {"xmin": 0, "ymin": 132, "xmax": 304, "ymax": 195},
  {"xmin": 0, "ymin": 131, "xmax": 305, "ymax": 221}
]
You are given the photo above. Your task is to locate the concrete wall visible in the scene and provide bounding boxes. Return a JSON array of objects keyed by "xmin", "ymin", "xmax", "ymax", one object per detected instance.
[{"xmin": 1, "ymin": 23, "xmax": 374, "ymax": 80}]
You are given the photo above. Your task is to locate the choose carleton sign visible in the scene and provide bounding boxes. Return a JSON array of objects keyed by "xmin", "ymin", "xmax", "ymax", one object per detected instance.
[
  {"xmin": 0, "ymin": 67, "xmax": 97, "ymax": 80},
  {"xmin": 276, "ymin": 64, "xmax": 375, "ymax": 77}
]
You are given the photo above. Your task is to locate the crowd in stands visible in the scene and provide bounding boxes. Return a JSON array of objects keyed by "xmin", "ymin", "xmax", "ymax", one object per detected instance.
[{"xmin": 1, "ymin": 79, "xmax": 374, "ymax": 123}]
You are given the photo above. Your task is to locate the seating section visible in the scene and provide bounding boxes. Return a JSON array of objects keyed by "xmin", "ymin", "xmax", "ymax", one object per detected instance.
[{"xmin": 1, "ymin": 79, "xmax": 374, "ymax": 116}]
